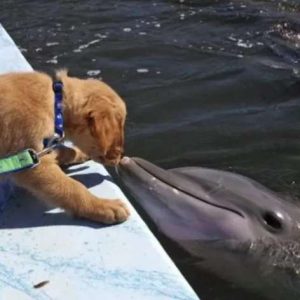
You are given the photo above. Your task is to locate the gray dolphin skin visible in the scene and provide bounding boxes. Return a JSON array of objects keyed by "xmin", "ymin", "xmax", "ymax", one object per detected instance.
[{"xmin": 117, "ymin": 157, "xmax": 300, "ymax": 300}]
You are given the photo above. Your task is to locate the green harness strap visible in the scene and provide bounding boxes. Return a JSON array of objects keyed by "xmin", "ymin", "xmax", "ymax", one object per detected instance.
[{"xmin": 0, "ymin": 149, "xmax": 39, "ymax": 175}]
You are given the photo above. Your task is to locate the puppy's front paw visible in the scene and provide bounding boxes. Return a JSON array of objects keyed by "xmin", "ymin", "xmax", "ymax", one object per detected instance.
[{"xmin": 93, "ymin": 199, "xmax": 130, "ymax": 224}]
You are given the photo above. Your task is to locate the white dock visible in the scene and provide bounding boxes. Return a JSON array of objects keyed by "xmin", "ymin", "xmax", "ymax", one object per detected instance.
[{"xmin": 0, "ymin": 24, "xmax": 199, "ymax": 300}]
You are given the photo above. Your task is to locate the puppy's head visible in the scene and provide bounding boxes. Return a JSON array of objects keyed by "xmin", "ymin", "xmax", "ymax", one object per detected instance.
[
  {"xmin": 63, "ymin": 74, "xmax": 126, "ymax": 166},
  {"xmin": 86, "ymin": 93, "xmax": 126, "ymax": 166}
]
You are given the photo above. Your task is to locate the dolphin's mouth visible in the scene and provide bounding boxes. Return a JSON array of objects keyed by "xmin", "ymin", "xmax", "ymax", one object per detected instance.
[{"xmin": 121, "ymin": 156, "xmax": 244, "ymax": 219}]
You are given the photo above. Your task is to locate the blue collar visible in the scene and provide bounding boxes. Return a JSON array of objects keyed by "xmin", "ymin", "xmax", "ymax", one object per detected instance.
[
  {"xmin": 43, "ymin": 80, "xmax": 64, "ymax": 148},
  {"xmin": 53, "ymin": 80, "xmax": 64, "ymax": 139}
]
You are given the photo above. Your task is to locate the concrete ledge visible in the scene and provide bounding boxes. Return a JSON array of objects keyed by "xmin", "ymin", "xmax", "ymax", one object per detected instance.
[{"xmin": 0, "ymin": 26, "xmax": 32, "ymax": 73}]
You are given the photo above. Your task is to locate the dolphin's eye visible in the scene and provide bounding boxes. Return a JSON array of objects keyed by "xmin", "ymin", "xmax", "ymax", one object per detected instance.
[{"xmin": 262, "ymin": 211, "xmax": 284, "ymax": 231}]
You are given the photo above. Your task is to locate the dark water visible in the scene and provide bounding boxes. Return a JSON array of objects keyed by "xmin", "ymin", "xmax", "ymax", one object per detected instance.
[{"xmin": 1, "ymin": 0, "xmax": 300, "ymax": 299}]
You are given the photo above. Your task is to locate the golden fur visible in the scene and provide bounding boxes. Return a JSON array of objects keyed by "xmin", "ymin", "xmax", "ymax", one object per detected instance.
[{"xmin": 0, "ymin": 70, "xmax": 129, "ymax": 224}]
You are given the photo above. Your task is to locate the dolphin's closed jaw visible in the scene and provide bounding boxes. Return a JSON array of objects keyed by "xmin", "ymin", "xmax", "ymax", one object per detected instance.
[
  {"xmin": 117, "ymin": 156, "xmax": 258, "ymax": 241},
  {"xmin": 119, "ymin": 157, "xmax": 245, "ymax": 219}
]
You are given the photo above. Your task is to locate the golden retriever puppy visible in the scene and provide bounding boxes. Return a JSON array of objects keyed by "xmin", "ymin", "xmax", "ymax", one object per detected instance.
[{"xmin": 0, "ymin": 70, "xmax": 130, "ymax": 224}]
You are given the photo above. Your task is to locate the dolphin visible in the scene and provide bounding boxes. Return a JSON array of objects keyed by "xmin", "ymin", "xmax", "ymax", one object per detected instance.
[{"xmin": 117, "ymin": 156, "xmax": 300, "ymax": 300}]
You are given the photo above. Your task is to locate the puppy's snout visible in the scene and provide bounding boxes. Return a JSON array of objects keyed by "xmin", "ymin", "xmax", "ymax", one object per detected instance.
[
  {"xmin": 97, "ymin": 147, "xmax": 123, "ymax": 166},
  {"xmin": 108, "ymin": 146, "xmax": 123, "ymax": 160},
  {"xmin": 97, "ymin": 155, "xmax": 118, "ymax": 166}
]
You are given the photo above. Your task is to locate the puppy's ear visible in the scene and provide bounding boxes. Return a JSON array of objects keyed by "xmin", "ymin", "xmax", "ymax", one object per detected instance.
[{"xmin": 87, "ymin": 111, "xmax": 111, "ymax": 156}]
